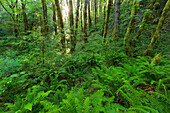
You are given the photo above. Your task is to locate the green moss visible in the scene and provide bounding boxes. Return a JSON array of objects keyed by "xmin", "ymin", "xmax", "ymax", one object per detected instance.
[{"xmin": 144, "ymin": 0, "xmax": 170, "ymax": 56}]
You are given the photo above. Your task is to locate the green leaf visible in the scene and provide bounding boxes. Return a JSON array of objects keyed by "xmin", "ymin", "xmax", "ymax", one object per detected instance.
[
  {"xmin": 11, "ymin": 74, "xmax": 19, "ymax": 78},
  {"xmin": 20, "ymin": 71, "xmax": 26, "ymax": 75},
  {"xmin": 4, "ymin": 103, "xmax": 15, "ymax": 108},
  {"xmin": 24, "ymin": 103, "xmax": 33, "ymax": 111}
]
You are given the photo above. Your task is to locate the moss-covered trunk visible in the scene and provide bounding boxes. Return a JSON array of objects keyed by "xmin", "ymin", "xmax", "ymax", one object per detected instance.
[
  {"xmin": 88, "ymin": 0, "xmax": 92, "ymax": 28},
  {"xmin": 103, "ymin": 0, "xmax": 112, "ymax": 43},
  {"xmin": 68, "ymin": 0, "xmax": 75, "ymax": 52},
  {"xmin": 123, "ymin": 0, "xmax": 140, "ymax": 56},
  {"xmin": 55, "ymin": 0, "xmax": 66, "ymax": 52},
  {"xmin": 21, "ymin": 0, "xmax": 28, "ymax": 33},
  {"xmin": 52, "ymin": 3, "xmax": 57, "ymax": 35},
  {"xmin": 135, "ymin": 0, "xmax": 156, "ymax": 42},
  {"xmin": 84, "ymin": 0, "xmax": 88, "ymax": 43},
  {"xmin": 143, "ymin": 0, "xmax": 170, "ymax": 56}
]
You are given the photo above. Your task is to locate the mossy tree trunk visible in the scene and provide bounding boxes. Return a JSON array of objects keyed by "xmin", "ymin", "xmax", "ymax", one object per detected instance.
[
  {"xmin": 123, "ymin": 0, "xmax": 140, "ymax": 56},
  {"xmin": 94, "ymin": 0, "xmax": 97, "ymax": 26},
  {"xmin": 143, "ymin": 0, "xmax": 170, "ymax": 56},
  {"xmin": 75, "ymin": 0, "xmax": 80, "ymax": 35},
  {"xmin": 0, "ymin": 2, "xmax": 1, "ymax": 14},
  {"xmin": 21, "ymin": 0, "xmax": 28, "ymax": 33},
  {"xmin": 84, "ymin": 0, "xmax": 88, "ymax": 43},
  {"xmin": 101, "ymin": 0, "xmax": 106, "ymax": 36},
  {"xmin": 55, "ymin": 0, "xmax": 66, "ymax": 52},
  {"xmin": 113, "ymin": 0, "xmax": 120, "ymax": 45},
  {"xmin": 74, "ymin": 0, "xmax": 80, "ymax": 49},
  {"xmin": 0, "ymin": 0, "xmax": 21, "ymax": 37},
  {"xmin": 68, "ymin": 0, "xmax": 75, "ymax": 52},
  {"xmin": 88, "ymin": 0, "xmax": 92, "ymax": 28},
  {"xmin": 103, "ymin": 0, "xmax": 112, "ymax": 43},
  {"xmin": 41, "ymin": 0, "xmax": 48, "ymax": 64},
  {"xmin": 52, "ymin": 3, "xmax": 57, "ymax": 35},
  {"xmin": 80, "ymin": 0, "xmax": 83, "ymax": 31},
  {"xmin": 135, "ymin": 0, "xmax": 156, "ymax": 41}
]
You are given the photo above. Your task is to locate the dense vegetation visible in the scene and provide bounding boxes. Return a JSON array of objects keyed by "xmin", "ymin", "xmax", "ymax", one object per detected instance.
[{"xmin": 0, "ymin": 0, "xmax": 169, "ymax": 112}]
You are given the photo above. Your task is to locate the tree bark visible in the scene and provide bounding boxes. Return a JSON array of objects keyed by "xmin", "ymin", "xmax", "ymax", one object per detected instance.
[
  {"xmin": 80, "ymin": 0, "xmax": 83, "ymax": 31},
  {"xmin": 143, "ymin": 0, "xmax": 170, "ymax": 56},
  {"xmin": 94, "ymin": 0, "xmax": 97, "ymax": 26},
  {"xmin": 84, "ymin": 0, "xmax": 88, "ymax": 43},
  {"xmin": 68, "ymin": 0, "xmax": 75, "ymax": 52},
  {"xmin": 41, "ymin": 0, "xmax": 48, "ymax": 64},
  {"xmin": 88, "ymin": 0, "xmax": 92, "ymax": 28},
  {"xmin": 52, "ymin": 3, "xmax": 57, "ymax": 35},
  {"xmin": 21, "ymin": 0, "xmax": 28, "ymax": 33},
  {"xmin": 103, "ymin": 0, "xmax": 112, "ymax": 43},
  {"xmin": 55, "ymin": 0, "xmax": 66, "ymax": 52},
  {"xmin": 0, "ymin": 0, "xmax": 21, "ymax": 37},
  {"xmin": 135, "ymin": 0, "xmax": 156, "ymax": 41},
  {"xmin": 75, "ymin": 0, "xmax": 80, "ymax": 36},
  {"xmin": 123, "ymin": 0, "xmax": 140, "ymax": 56},
  {"xmin": 74, "ymin": 0, "xmax": 80, "ymax": 50},
  {"xmin": 101, "ymin": 0, "xmax": 106, "ymax": 36},
  {"xmin": 113, "ymin": 0, "xmax": 120, "ymax": 45}
]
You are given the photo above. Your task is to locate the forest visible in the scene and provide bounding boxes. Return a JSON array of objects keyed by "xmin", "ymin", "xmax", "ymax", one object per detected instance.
[{"xmin": 0, "ymin": 0, "xmax": 169, "ymax": 112}]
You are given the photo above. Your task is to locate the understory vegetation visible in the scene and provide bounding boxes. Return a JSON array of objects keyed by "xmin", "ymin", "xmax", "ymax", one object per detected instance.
[{"xmin": 0, "ymin": 0, "xmax": 169, "ymax": 113}]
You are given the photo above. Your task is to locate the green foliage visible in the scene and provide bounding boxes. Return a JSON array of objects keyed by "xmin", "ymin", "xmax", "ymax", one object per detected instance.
[
  {"xmin": 0, "ymin": 57, "xmax": 22, "ymax": 78},
  {"xmin": 0, "ymin": 0, "xmax": 169, "ymax": 112}
]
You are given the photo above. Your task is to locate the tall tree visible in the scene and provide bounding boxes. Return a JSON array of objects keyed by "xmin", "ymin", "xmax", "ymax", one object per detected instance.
[
  {"xmin": 84, "ymin": 0, "xmax": 88, "ymax": 43},
  {"xmin": 94, "ymin": 0, "xmax": 97, "ymax": 26},
  {"xmin": 123, "ymin": 0, "xmax": 140, "ymax": 56},
  {"xmin": 41, "ymin": 0, "xmax": 48, "ymax": 63},
  {"xmin": 52, "ymin": 3, "xmax": 57, "ymax": 35},
  {"xmin": 103, "ymin": 0, "xmax": 112, "ymax": 43},
  {"xmin": 143, "ymin": 0, "xmax": 170, "ymax": 56},
  {"xmin": 0, "ymin": 2, "xmax": 1, "ymax": 14},
  {"xmin": 68, "ymin": 0, "xmax": 75, "ymax": 52},
  {"xmin": 88, "ymin": 0, "xmax": 92, "ymax": 28},
  {"xmin": 80, "ymin": 0, "xmax": 83, "ymax": 31},
  {"xmin": 0, "ymin": 0, "xmax": 21, "ymax": 37},
  {"xmin": 113, "ymin": 0, "xmax": 120, "ymax": 44},
  {"xmin": 75, "ymin": 0, "xmax": 80, "ymax": 36},
  {"xmin": 135, "ymin": 0, "xmax": 156, "ymax": 41},
  {"xmin": 101, "ymin": 0, "xmax": 106, "ymax": 36},
  {"xmin": 21, "ymin": 0, "xmax": 28, "ymax": 33},
  {"xmin": 55, "ymin": 0, "xmax": 66, "ymax": 51},
  {"xmin": 74, "ymin": 0, "xmax": 80, "ymax": 50}
]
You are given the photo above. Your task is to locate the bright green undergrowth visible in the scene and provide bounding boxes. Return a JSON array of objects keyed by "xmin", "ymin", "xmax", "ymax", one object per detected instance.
[{"xmin": 0, "ymin": 35, "xmax": 169, "ymax": 113}]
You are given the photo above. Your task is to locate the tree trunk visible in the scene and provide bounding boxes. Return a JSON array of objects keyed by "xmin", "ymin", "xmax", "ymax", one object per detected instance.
[
  {"xmin": 88, "ymin": 0, "xmax": 92, "ymax": 28},
  {"xmin": 41, "ymin": 0, "xmax": 48, "ymax": 64},
  {"xmin": 143, "ymin": 0, "xmax": 170, "ymax": 56},
  {"xmin": 68, "ymin": 0, "xmax": 75, "ymax": 52},
  {"xmin": 74, "ymin": 0, "xmax": 80, "ymax": 50},
  {"xmin": 75, "ymin": 0, "xmax": 80, "ymax": 36},
  {"xmin": 84, "ymin": 0, "xmax": 88, "ymax": 43},
  {"xmin": 99, "ymin": 0, "xmax": 102, "ymax": 14},
  {"xmin": 135, "ymin": 0, "xmax": 156, "ymax": 41},
  {"xmin": 80, "ymin": 0, "xmax": 83, "ymax": 31},
  {"xmin": 103, "ymin": 0, "xmax": 112, "ymax": 43},
  {"xmin": 52, "ymin": 3, "xmax": 57, "ymax": 35},
  {"xmin": 55, "ymin": 0, "xmax": 66, "ymax": 52},
  {"xmin": 113, "ymin": 0, "xmax": 120, "ymax": 45},
  {"xmin": 101, "ymin": 0, "xmax": 106, "ymax": 36},
  {"xmin": 123, "ymin": 0, "xmax": 140, "ymax": 56},
  {"xmin": 0, "ymin": 2, "xmax": 1, "ymax": 14},
  {"xmin": 21, "ymin": 0, "xmax": 28, "ymax": 33},
  {"xmin": 0, "ymin": 1, "xmax": 21, "ymax": 37},
  {"xmin": 94, "ymin": 0, "xmax": 97, "ymax": 26}
]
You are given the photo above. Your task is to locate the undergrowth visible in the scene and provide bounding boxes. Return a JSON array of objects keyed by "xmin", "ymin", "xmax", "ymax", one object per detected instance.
[{"xmin": 0, "ymin": 36, "xmax": 169, "ymax": 113}]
